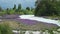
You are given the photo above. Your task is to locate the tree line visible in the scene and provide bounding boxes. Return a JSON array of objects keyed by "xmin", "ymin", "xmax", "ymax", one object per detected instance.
[
  {"xmin": 0, "ymin": 0, "xmax": 60, "ymax": 16},
  {"xmin": 0, "ymin": 4, "xmax": 34, "ymax": 16}
]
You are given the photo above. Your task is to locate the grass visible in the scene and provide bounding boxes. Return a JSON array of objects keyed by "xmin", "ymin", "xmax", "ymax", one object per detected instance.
[
  {"xmin": 0, "ymin": 21, "xmax": 13, "ymax": 34},
  {"xmin": 0, "ymin": 19, "xmax": 20, "ymax": 30},
  {"xmin": 0, "ymin": 19, "xmax": 21, "ymax": 34}
]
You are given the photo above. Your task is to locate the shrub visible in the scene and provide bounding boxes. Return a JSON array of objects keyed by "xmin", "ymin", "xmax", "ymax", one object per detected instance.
[{"xmin": 0, "ymin": 23, "xmax": 13, "ymax": 34}]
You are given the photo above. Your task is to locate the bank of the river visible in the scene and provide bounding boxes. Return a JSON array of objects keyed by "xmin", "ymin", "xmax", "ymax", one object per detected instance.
[
  {"xmin": 12, "ymin": 30, "xmax": 60, "ymax": 34},
  {"xmin": 0, "ymin": 15, "xmax": 60, "ymax": 34}
]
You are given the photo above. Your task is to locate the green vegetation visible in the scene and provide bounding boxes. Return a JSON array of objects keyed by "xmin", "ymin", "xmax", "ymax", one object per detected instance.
[
  {"xmin": 0, "ymin": 20, "xmax": 20, "ymax": 34},
  {"xmin": 0, "ymin": 22, "xmax": 13, "ymax": 34},
  {"xmin": 35, "ymin": 0, "xmax": 60, "ymax": 16},
  {"xmin": 0, "ymin": 4, "xmax": 34, "ymax": 16},
  {"xmin": 0, "ymin": 0, "xmax": 60, "ymax": 17},
  {"xmin": 0, "ymin": 0, "xmax": 60, "ymax": 34}
]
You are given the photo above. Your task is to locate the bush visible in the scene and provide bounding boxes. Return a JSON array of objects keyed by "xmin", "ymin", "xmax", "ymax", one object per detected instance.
[{"xmin": 0, "ymin": 23, "xmax": 13, "ymax": 34}]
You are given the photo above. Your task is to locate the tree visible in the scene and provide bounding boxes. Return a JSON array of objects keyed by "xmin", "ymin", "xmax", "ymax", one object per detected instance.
[
  {"xmin": 26, "ymin": 7, "xmax": 30, "ymax": 10},
  {"xmin": 31, "ymin": 7, "xmax": 34, "ymax": 11},
  {"xmin": 18, "ymin": 4, "xmax": 21, "ymax": 10},
  {"xmin": 13, "ymin": 4, "xmax": 16, "ymax": 10},
  {"xmin": 6, "ymin": 8, "xmax": 10, "ymax": 14},
  {"xmin": 0, "ymin": 6, "xmax": 2, "ymax": 11},
  {"xmin": 16, "ymin": 4, "xmax": 22, "ymax": 14},
  {"xmin": 35, "ymin": 0, "xmax": 59, "ymax": 16}
]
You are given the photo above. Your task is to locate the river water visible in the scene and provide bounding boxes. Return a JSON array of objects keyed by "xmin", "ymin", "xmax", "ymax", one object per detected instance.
[{"xmin": 19, "ymin": 15, "xmax": 60, "ymax": 26}]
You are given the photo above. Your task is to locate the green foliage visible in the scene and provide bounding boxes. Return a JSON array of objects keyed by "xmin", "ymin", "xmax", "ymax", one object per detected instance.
[
  {"xmin": 35, "ymin": 0, "xmax": 60, "ymax": 16},
  {"xmin": 48, "ymin": 30, "xmax": 54, "ymax": 34},
  {"xmin": 0, "ymin": 10, "xmax": 6, "ymax": 16},
  {"xmin": 18, "ymin": 4, "xmax": 21, "ymax": 10},
  {"xmin": 0, "ymin": 4, "xmax": 34, "ymax": 15},
  {"xmin": 13, "ymin": 4, "xmax": 16, "ymax": 10},
  {"xmin": 23, "ymin": 10, "xmax": 34, "ymax": 15},
  {"xmin": 0, "ymin": 23, "xmax": 13, "ymax": 34},
  {"xmin": 0, "ymin": 6, "xmax": 2, "ymax": 11},
  {"xmin": 14, "ymin": 4, "xmax": 22, "ymax": 14},
  {"xmin": 9, "ymin": 9, "xmax": 15, "ymax": 14},
  {"xmin": 6, "ymin": 8, "xmax": 10, "ymax": 15},
  {"xmin": 26, "ymin": 7, "xmax": 30, "ymax": 10}
]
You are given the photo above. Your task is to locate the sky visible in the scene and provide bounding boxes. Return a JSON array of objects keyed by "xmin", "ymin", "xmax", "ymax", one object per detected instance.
[{"xmin": 0, "ymin": 0, "xmax": 36, "ymax": 9}]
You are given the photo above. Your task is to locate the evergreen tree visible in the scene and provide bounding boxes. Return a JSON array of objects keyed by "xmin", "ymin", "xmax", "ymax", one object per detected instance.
[
  {"xmin": 13, "ymin": 4, "xmax": 16, "ymax": 10},
  {"xmin": 6, "ymin": 8, "xmax": 10, "ymax": 14},
  {"xmin": 17, "ymin": 4, "xmax": 22, "ymax": 14},
  {"xmin": 26, "ymin": 7, "xmax": 30, "ymax": 10},
  {"xmin": 0, "ymin": 6, "xmax": 2, "ymax": 11},
  {"xmin": 18, "ymin": 4, "xmax": 21, "ymax": 10}
]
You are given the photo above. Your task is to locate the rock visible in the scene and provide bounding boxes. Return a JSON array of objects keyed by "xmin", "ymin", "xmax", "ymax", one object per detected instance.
[
  {"xmin": 25, "ymin": 31, "xmax": 30, "ymax": 34},
  {"xmin": 12, "ymin": 30, "xmax": 20, "ymax": 34},
  {"xmin": 57, "ymin": 29, "xmax": 60, "ymax": 31},
  {"xmin": 32, "ymin": 31, "xmax": 40, "ymax": 34}
]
